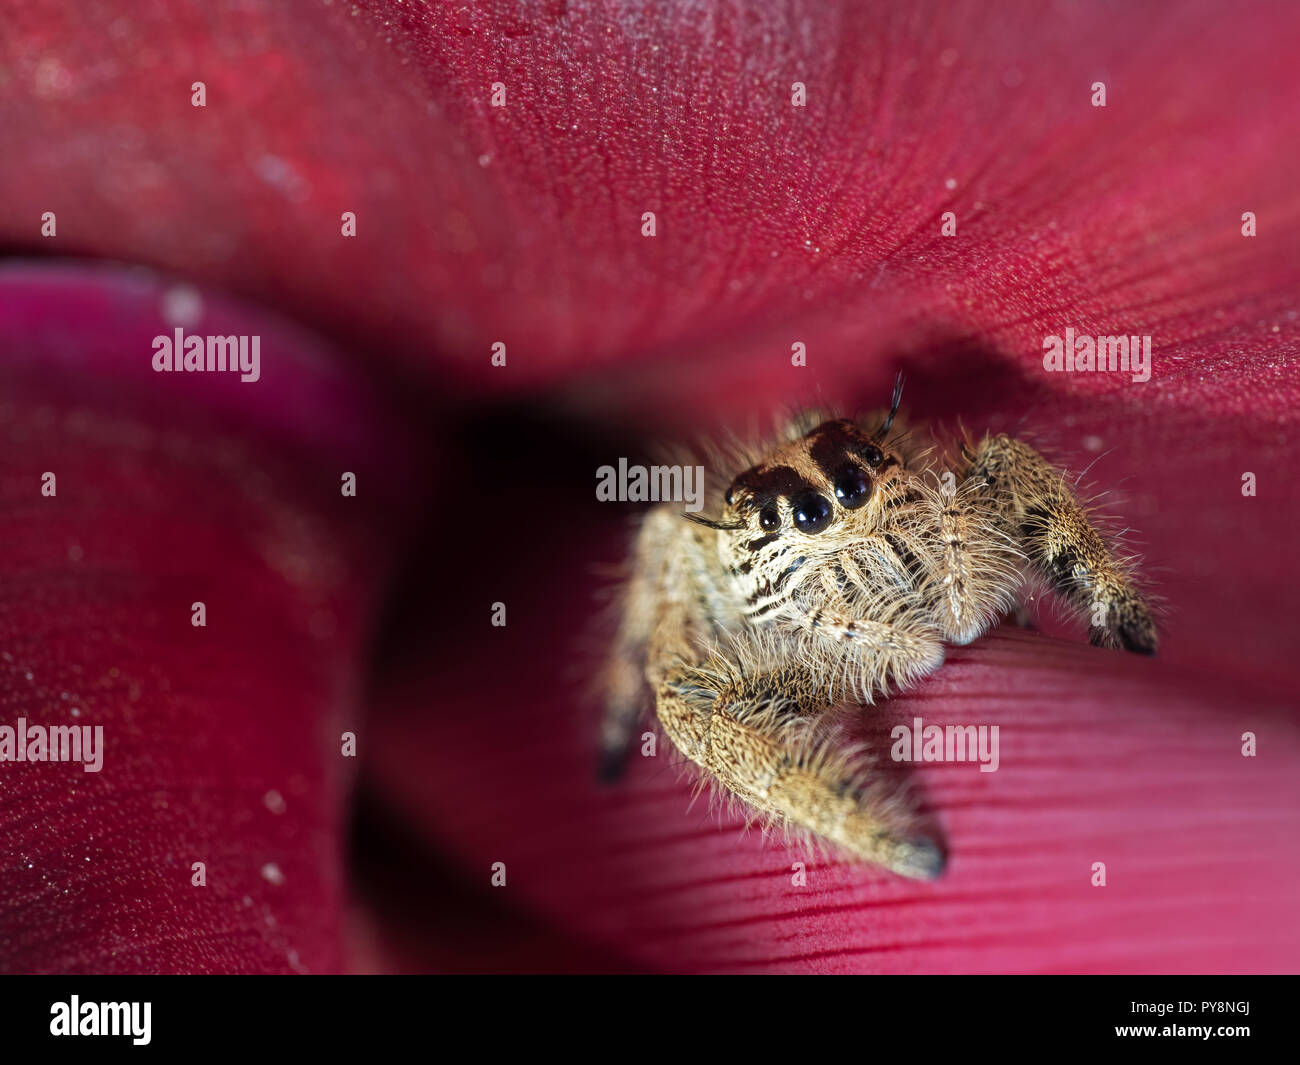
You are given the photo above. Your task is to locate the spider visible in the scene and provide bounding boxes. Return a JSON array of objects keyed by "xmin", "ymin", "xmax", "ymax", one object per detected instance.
[{"xmin": 599, "ymin": 376, "xmax": 1157, "ymax": 879}]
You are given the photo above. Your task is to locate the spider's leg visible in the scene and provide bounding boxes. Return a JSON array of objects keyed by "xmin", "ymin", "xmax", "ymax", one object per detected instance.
[
  {"xmin": 600, "ymin": 506, "xmax": 719, "ymax": 780},
  {"xmin": 963, "ymin": 434, "xmax": 1157, "ymax": 654},
  {"xmin": 655, "ymin": 657, "xmax": 945, "ymax": 880}
]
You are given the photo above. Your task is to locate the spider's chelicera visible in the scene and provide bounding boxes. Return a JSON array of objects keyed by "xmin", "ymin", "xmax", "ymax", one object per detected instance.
[{"xmin": 601, "ymin": 377, "xmax": 1157, "ymax": 879}]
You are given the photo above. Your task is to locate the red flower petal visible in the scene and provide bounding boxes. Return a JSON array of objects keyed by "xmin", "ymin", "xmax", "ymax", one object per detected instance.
[{"xmin": 0, "ymin": 266, "xmax": 422, "ymax": 972}]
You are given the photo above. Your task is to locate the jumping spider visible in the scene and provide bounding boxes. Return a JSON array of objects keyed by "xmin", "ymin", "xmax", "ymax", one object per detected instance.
[{"xmin": 600, "ymin": 377, "xmax": 1157, "ymax": 879}]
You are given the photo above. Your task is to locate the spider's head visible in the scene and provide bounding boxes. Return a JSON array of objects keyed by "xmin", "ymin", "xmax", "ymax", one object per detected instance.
[
  {"xmin": 686, "ymin": 376, "xmax": 911, "ymax": 589},
  {"xmin": 687, "ymin": 422, "xmax": 911, "ymax": 621},
  {"xmin": 708, "ymin": 417, "xmax": 906, "ymax": 546}
]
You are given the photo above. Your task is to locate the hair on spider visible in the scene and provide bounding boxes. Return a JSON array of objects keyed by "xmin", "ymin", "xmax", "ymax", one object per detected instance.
[
  {"xmin": 683, "ymin": 513, "xmax": 745, "ymax": 531},
  {"xmin": 876, "ymin": 370, "xmax": 905, "ymax": 439}
]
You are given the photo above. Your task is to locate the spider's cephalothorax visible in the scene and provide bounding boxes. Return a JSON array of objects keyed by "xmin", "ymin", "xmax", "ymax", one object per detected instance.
[{"xmin": 600, "ymin": 380, "xmax": 1158, "ymax": 879}]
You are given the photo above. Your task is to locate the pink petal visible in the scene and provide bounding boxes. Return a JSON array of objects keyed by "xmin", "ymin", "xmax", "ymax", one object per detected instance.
[{"xmin": 0, "ymin": 266, "xmax": 421, "ymax": 972}]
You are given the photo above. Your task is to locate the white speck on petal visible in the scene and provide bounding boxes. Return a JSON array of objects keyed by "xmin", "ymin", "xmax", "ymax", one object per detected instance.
[{"xmin": 161, "ymin": 284, "xmax": 204, "ymax": 328}]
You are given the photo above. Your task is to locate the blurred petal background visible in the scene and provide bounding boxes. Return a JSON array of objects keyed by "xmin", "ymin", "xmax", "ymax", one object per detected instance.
[{"xmin": 0, "ymin": 0, "xmax": 1296, "ymax": 973}]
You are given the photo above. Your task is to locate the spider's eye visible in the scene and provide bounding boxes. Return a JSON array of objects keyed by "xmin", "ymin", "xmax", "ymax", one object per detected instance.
[
  {"xmin": 792, "ymin": 493, "xmax": 833, "ymax": 534},
  {"xmin": 861, "ymin": 444, "xmax": 884, "ymax": 467},
  {"xmin": 833, "ymin": 468, "xmax": 872, "ymax": 509},
  {"xmin": 758, "ymin": 505, "xmax": 781, "ymax": 531},
  {"xmin": 724, "ymin": 486, "xmax": 735, "ymax": 506}
]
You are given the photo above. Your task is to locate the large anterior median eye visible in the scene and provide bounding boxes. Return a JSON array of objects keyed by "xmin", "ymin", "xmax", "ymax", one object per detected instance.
[
  {"xmin": 792, "ymin": 493, "xmax": 832, "ymax": 534},
  {"xmin": 833, "ymin": 467, "xmax": 872, "ymax": 509}
]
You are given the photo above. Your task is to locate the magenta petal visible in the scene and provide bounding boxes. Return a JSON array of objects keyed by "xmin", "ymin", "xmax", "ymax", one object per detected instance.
[
  {"xmin": 3, "ymin": 1, "xmax": 1298, "ymax": 974},
  {"xmin": 0, "ymin": 266, "xmax": 421, "ymax": 972}
]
